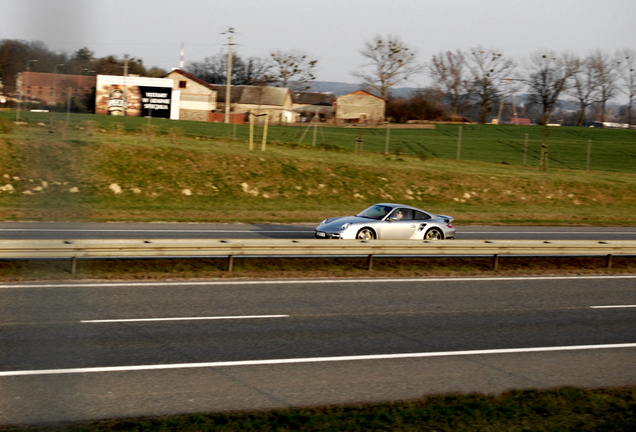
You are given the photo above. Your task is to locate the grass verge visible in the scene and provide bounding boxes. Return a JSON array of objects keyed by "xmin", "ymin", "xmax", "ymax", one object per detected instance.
[
  {"xmin": 1, "ymin": 256, "xmax": 635, "ymax": 282},
  {"xmin": 4, "ymin": 387, "xmax": 635, "ymax": 431}
]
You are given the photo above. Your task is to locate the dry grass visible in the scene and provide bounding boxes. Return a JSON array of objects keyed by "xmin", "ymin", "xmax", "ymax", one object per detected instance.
[{"xmin": 1, "ymin": 255, "xmax": 635, "ymax": 282}]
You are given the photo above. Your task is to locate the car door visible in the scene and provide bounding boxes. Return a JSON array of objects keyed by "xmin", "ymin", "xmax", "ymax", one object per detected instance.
[{"xmin": 380, "ymin": 208, "xmax": 419, "ymax": 239}]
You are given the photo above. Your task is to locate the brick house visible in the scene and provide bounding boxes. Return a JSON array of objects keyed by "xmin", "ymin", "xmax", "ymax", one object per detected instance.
[{"xmin": 16, "ymin": 72, "xmax": 96, "ymax": 106}]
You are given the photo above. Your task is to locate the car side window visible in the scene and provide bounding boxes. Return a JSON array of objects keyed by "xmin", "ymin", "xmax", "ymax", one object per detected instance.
[
  {"xmin": 390, "ymin": 208, "xmax": 413, "ymax": 221},
  {"xmin": 414, "ymin": 210, "xmax": 431, "ymax": 220},
  {"xmin": 400, "ymin": 209, "xmax": 413, "ymax": 220}
]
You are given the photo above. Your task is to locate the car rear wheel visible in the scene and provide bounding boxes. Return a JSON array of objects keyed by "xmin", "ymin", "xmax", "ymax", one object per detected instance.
[
  {"xmin": 425, "ymin": 227, "xmax": 444, "ymax": 241},
  {"xmin": 356, "ymin": 228, "xmax": 376, "ymax": 240}
]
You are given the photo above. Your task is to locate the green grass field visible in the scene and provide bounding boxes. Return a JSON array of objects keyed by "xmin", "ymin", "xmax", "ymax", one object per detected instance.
[
  {"xmin": 4, "ymin": 111, "xmax": 636, "ymax": 173},
  {"xmin": 1, "ymin": 112, "xmax": 636, "ymax": 225}
]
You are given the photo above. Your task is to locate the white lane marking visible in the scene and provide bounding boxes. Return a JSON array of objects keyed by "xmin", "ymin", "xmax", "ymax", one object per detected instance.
[
  {"xmin": 2, "ymin": 275, "xmax": 636, "ymax": 290},
  {"xmin": 1, "ymin": 343, "xmax": 635, "ymax": 377},
  {"xmin": 81, "ymin": 315, "xmax": 288, "ymax": 323},
  {"xmin": 591, "ymin": 305, "xmax": 636, "ymax": 309}
]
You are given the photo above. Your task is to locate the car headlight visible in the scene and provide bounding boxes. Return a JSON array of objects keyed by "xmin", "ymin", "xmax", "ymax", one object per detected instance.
[{"xmin": 340, "ymin": 223, "xmax": 351, "ymax": 231}]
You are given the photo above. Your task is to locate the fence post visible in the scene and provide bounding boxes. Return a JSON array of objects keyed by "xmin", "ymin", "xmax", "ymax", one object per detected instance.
[
  {"xmin": 367, "ymin": 255, "xmax": 374, "ymax": 271},
  {"xmin": 355, "ymin": 133, "xmax": 364, "ymax": 156},
  {"xmin": 312, "ymin": 111, "xmax": 318, "ymax": 146},
  {"xmin": 261, "ymin": 114, "xmax": 269, "ymax": 151},
  {"xmin": 385, "ymin": 118, "xmax": 390, "ymax": 154},
  {"xmin": 227, "ymin": 255, "xmax": 234, "ymax": 272},
  {"xmin": 456, "ymin": 126, "xmax": 462, "ymax": 160},
  {"xmin": 71, "ymin": 257, "xmax": 77, "ymax": 275},
  {"xmin": 249, "ymin": 111, "xmax": 254, "ymax": 151},
  {"xmin": 492, "ymin": 254, "xmax": 499, "ymax": 271}
]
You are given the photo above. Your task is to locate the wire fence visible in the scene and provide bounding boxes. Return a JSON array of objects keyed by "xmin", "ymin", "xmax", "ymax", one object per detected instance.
[{"xmin": 5, "ymin": 111, "xmax": 636, "ymax": 174}]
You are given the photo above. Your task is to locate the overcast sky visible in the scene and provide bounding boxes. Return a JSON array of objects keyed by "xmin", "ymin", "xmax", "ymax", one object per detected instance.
[{"xmin": 5, "ymin": 0, "xmax": 636, "ymax": 88}]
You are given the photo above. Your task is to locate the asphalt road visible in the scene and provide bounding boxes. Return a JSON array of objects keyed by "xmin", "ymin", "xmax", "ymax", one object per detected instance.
[
  {"xmin": 2, "ymin": 221, "xmax": 636, "ymax": 241},
  {"xmin": 1, "ymin": 275, "xmax": 635, "ymax": 425}
]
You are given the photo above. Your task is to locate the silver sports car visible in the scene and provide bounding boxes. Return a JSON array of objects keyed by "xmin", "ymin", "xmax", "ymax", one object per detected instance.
[{"xmin": 315, "ymin": 203, "xmax": 456, "ymax": 240}]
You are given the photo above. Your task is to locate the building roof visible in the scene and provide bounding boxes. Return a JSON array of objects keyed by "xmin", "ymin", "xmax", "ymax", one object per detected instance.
[
  {"xmin": 336, "ymin": 89, "xmax": 385, "ymax": 101},
  {"xmin": 215, "ymin": 85, "xmax": 289, "ymax": 106},
  {"xmin": 291, "ymin": 91, "xmax": 335, "ymax": 106},
  {"xmin": 165, "ymin": 69, "xmax": 217, "ymax": 91}
]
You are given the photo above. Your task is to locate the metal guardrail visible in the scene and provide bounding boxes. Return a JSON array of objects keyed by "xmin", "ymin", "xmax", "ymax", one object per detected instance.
[{"xmin": 1, "ymin": 239, "xmax": 635, "ymax": 273}]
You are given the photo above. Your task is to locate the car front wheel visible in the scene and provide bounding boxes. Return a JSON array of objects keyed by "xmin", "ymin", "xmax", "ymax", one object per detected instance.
[
  {"xmin": 424, "ymin": 227, "xmax": 444, "ymax": 241},
  {"xmin": 356, "ymin": 228, "xmax": 376, "ymax": 240}
]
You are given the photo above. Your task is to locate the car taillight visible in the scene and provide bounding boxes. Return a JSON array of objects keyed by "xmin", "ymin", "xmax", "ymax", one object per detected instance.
[{"xmin": 447, "ymin": 224, "xmax": 453, "ymax": 228}]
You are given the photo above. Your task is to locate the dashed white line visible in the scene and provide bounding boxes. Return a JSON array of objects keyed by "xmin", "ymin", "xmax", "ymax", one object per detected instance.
[
  {"xmin": 590, "ymin": 305, "xmax": 636, "ymax": 309},
  {"xmin": 81, "ymin": 315, "xmax": 289, "ymax": 323},
  {"xmin": 1, "ymin": 343, "xmax": 635, "ymax": 377}
]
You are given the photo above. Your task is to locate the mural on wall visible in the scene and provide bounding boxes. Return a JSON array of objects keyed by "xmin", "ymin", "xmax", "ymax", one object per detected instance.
[{"xmin": 95, "ymin": 75, "xmax": 177, "ymax": 119}]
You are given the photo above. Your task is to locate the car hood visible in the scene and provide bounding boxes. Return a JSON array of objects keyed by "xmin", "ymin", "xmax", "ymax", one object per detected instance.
[{"xmin": 317, "ymin": 215, "xmax": 374, "ymax": 230}]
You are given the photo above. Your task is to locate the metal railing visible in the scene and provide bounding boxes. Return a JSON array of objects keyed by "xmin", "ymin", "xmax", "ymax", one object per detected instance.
[{"xmin": 1, "ymin": 239, "xmax": 635, "ymax": 273}]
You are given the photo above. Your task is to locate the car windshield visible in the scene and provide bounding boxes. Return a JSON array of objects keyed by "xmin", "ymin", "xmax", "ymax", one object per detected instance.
[{"xmin": 356, "ymin": 204, "xmax": 394, "ymax": 220}]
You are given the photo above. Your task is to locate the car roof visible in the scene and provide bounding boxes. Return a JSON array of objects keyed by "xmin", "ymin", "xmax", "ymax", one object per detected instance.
[{"xmin": 375, "ymin": 203, "xmax": 427, "ymax": 212}]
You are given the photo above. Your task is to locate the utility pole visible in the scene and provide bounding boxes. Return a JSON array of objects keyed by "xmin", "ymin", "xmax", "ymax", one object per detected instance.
[
  {"xmin": 224, "ymin": 28, "xmax": 235, "ymax": 124},
  {"xmin": 51, "ymin": 64, "xmax": 64, "ymax": 107},
  {"xmin": 17, "ymin": 59, "xmax": 38, "ymax": 122},
  {"xmin": 122, "ymin": 55, "xmax": 129, "ymax": 116},
  {"xmin": 49, "ymin": 63, "xmax": 64, "ymax": 132},
  {"xmin": 497, "ymin": 78, "xmax": 523, "ymax": 124}
]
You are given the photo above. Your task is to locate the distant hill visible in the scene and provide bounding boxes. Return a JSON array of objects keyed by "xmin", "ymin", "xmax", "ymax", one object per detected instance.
[{"xmin": 308, "ymin": 81, "xmax": 423, "ymax": 98}]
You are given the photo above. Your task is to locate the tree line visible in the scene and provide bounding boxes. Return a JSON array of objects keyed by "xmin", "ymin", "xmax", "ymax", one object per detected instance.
[
  {"xmin": 0, "ymin": 39, "xmax": 167, "ymax": 95},
  {"xmin": 1, "ymin": 36, "xmax": 634, "ymax": 126}
]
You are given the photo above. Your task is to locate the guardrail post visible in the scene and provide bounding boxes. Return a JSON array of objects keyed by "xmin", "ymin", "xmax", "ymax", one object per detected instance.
[
  {"xmin": 367, "ymin": 254, "xmax": 374, "ymax": 271},
  {"xmin": 493, "ymin": 254, "xmax": 499, "ymax": 271},
  {"xmin": 606, "ymin": 254, "xmax": 613, "ymax": 269},
  {"xmin": 227, "ymin": 255, "xmax": 234, "ymax": 272},
  {"xmin": 71, "ymin": 257, "xmax": 77, "ymax": 275}
]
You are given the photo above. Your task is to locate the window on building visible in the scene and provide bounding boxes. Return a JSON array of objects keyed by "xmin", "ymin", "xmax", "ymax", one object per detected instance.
[{"xmin": 179, "ymin": 81, "xmax": 187, "ymax": 89}]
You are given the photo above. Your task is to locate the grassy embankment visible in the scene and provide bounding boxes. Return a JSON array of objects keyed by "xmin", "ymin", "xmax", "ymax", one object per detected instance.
[
  {"xmin": 1, "ymin": 113, "xmax": 636, "ymax": 225},
  {"xmin": 3, "ymin": 387, "xmax": 635, "ymax": 431}
]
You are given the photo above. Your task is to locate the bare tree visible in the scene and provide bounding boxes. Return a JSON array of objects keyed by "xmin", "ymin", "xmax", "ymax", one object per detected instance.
[
  {"xmin": 589, "ymin": 49, "xmax": 619, "ymax": 124},
  {"xmin": 525, "ymin": 49, "xmax": 577, "ymax": 126},
  {"xmin": 465, "ymin": 46, "xmax": 515, "ymax": 123},
  {"xmin": 568, "ymin": 54, "xmax": 598, "ymax": 126},
  {"xmin": 428, "ymin": 50, "xmax": 468, "ymax": 118},
  {"xmin": 265, "ymin": 50, "xmax": 318, "ymax": 91},
  {"xmin": 187, "ymin": 53, "xmax": 270, "ymax": 86},
  {"xmin": 616, "ymin": 48, "xmax": 636, "ymax": 127},
  {"xmin": 352, "ymin": 34, "xmax": 424, "ymax": 100}
]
